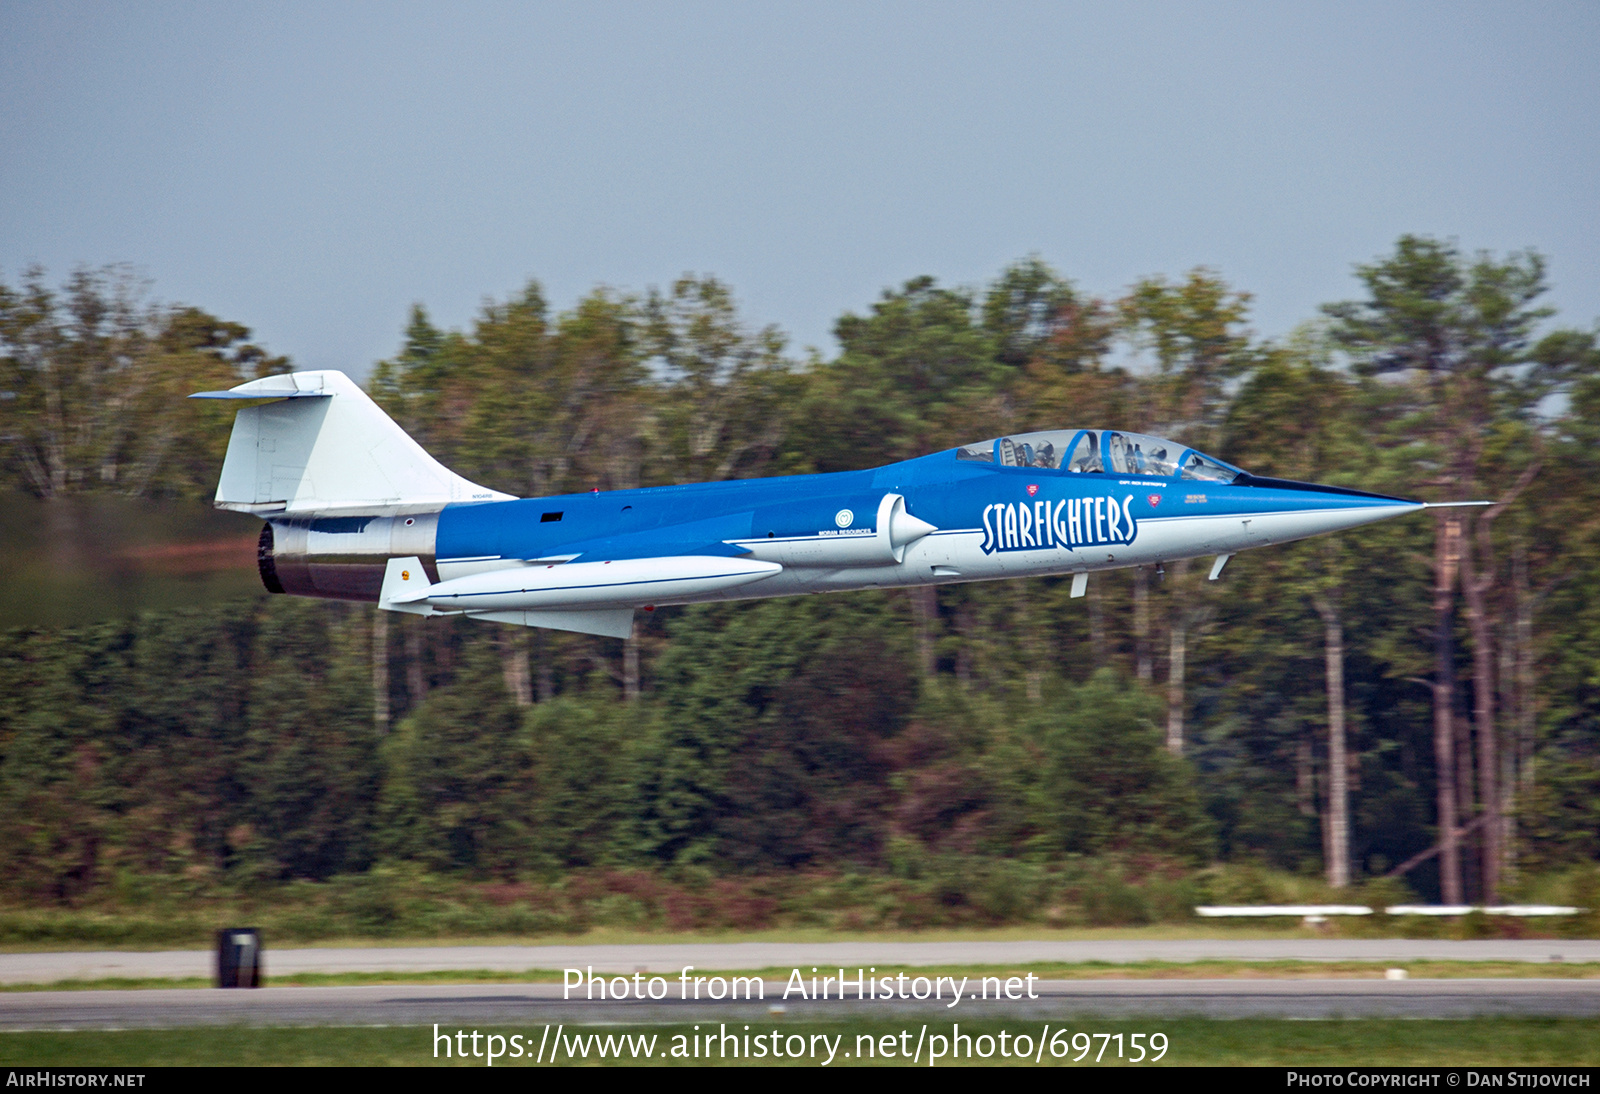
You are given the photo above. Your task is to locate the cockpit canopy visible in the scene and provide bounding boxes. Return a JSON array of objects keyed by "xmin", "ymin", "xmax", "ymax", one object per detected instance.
[{"xmin": 956, "ymin": 429, "xmax": 1243, "ymax": 483}]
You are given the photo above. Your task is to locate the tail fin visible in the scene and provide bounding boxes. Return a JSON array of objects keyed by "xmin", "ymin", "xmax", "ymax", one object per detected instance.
[{"xmin": 190, "ymin": 370, "xmax": 515, "ymax": 514}]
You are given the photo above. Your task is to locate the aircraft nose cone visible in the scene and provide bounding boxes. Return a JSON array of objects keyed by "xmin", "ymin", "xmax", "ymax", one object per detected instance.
[
  {"xmin": 1234, "ymin": 473, "xmax": 1420, "ymax": 507},
  {"xmin": 1232, "ymin": 478, "xmax": 1424, "ymax": 545}
]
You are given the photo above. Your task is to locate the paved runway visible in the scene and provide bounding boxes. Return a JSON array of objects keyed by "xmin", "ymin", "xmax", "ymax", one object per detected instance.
[
  {"xmin": 3, "ymin": 939, "xmax": 1596, "ymax": 985},
  {"xmin": 4, "ymin": 979, "xmax": 1600, "ymax": 1029}
]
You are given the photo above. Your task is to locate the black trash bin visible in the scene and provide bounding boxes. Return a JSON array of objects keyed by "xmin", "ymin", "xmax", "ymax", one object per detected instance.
[{"xmin": 216, "ymin": 928, "xmax": 262, "ymax": 988}]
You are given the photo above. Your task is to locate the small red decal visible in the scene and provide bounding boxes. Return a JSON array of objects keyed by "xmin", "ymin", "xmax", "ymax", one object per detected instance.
[
  {"xmin": 1026, "ymin": 483, "xmax": 1039, "ymax": 496},
  {"xmin": 1148, "ymin": 494, "xmax": 1162, "ymax": 507}
]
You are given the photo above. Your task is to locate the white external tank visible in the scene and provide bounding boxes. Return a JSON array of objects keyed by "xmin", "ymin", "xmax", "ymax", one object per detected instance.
[{"xmin": 391, "ymin": 554, "xmax": 783, "ymax": 611}]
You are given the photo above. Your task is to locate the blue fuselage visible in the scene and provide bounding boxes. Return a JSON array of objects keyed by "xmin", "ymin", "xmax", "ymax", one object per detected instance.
[{"xmin": 431, "ymin": 448, "xmax": 1417, "ymax": 601}]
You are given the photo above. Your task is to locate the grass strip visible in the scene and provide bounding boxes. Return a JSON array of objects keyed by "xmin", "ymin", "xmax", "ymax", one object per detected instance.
[
  {"xmin": 0, "ymin": 923, "xmax": 1360, "ymax": 952},
  {"xmin": 2, "ymin": 1018, "xmax": 1597, "ymax": 1067},
  {"xmin": 4, "ymin": 960, "xmax": 1600, "ymax": 992}
]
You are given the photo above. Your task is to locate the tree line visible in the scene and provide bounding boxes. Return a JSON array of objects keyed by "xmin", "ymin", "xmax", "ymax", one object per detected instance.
[{"xmin": 0, "ymin": 240, "xmax": 1596, "ymax": 906}]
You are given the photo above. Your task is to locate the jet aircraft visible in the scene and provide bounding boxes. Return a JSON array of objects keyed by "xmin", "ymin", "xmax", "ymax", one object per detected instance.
[{"xmin": 193, "ymin": 370, "xmax": 1472, "ymax": 639}]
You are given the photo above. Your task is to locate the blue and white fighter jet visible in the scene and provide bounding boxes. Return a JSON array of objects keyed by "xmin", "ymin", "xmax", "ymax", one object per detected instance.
[{"xmin": 194, "ymin": 370, "xmax": 1452, "ymax": 639}]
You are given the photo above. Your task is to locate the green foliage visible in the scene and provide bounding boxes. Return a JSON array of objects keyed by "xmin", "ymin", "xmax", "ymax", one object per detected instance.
[
  {"xmin": 2, "ymin": 237, "xmax": 1598, "ymax": 918},
  {"xmin": 805, "ymin": 276, "xmax": 1002, "ymax": 471},
  {"xmin": 242, "ymin": 601, "xmax": 380, "ymax": 880},
  {"xmin": 645, "ymin": 275, "xmax": 801, "ymax": 483},
  {"xmin": 526, "ymin": 696, "xmax": 641, "ymax": 867},
  {"xmin": 1023, "ymin": 671, "xmax": 1214, "ymax": 863},
  {"xmin": 1120, "ymin": 267, "xmax": 1256, "ymax": 435},
  {"xmin": 982, "ymin": 256, "xmax": 1110, "ymax": 374},
  {"xmin": 0, "ymin": 266, "xmax": 286, "ymax": 501},
  {"xmin": 638, "ymin": 595, "xmax": 916, "ymax": 868},
  {"xmin": 380, "ymin": 640, "xmax": 530, "ymax": 876}
]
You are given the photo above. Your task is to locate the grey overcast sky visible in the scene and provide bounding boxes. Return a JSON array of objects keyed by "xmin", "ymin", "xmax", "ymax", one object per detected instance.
[{"xmin": 2, "ymin": 1, "xmax": 1597, "ymax": 376}]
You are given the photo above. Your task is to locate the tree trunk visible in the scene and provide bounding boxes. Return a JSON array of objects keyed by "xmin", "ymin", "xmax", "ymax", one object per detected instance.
[
  {"xmin": 1133, "ymin": 566, "xmax": 1153, "ymax": 683},
  {"xmin": 623, "ymin": 622, "xmax": 641, "ymax": 702},
  {"xmin": 1165, "ymin": 560, "xmax": 1190, "ymax": 755},
  {"xmin": 502, "ymin": 629, "xmax": 532, "ymax": 707},
  {"xmin": 371, "ymin": 607, "xmax": 390, "ymax": 734},
  {"xmin": 535, "ymin": 630, "xmax": 555, "ymax": 703},
  {"xmin": 406, "ymin": 615, "xmax": 428, "ymax": 711},
  {"xmin": 1297, "ymin": 738, "xmax": 1316, "ymax": 817},
  {"xmin": 1433, "ymin": 512, "xmax": 1463, "ymax": 904},
  {"xmin": 1463, "ymin": 463, "xmax": 1537, "ymax": 899},
  {"xmin": 954, "ymin": 601, "xmax": 974, "ymax": 685},
  {"xmin": 908, "ymin": 585, "xmax": 938, "ymax": 678},
  {"xmin": 1313, "ymin": 592, "xmax": 1350, "ymax": 888},
  {"xmin": 1513, "ymin": 538, "xmax": 1536, "ymax": 865},
  {"xmin": 43, "ymin": 365, "xmax": 67, "ymax": 497},
  {"xmin": 1459, "ymin": 530, "xmax": 1500, "ymax": 903},
  {"xmin": 1319, "ymin": 752, "xmax": 1334, "ymax": 880},
  {"xmin": 1088, "ymin": 577, "xmax": 1107, "ymax": 668},
  {"xmin": 1455, "ymin": 688, "xmax": 1477, "ymax": 900},
  {"xmin": 1498, "ymin": 616, "xmax": 1517, "ymax": 885},
  {"xmin": 1017, "ymin": 582, "xmax": 1045, "ymax": 702}
]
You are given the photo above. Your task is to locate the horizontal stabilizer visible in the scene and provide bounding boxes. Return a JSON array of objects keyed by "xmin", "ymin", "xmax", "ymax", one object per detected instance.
[
  {"xmin": 379, "ymin": 556, "xmax": 435, "ymax": 615},
  {"xmin": 190, "ymin": 374, "xmax": 330, "ymax": 399}
]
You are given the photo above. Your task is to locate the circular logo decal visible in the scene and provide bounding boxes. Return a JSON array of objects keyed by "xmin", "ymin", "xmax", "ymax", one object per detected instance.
[
  {"xmin": 401, "ymin": 570, "xmax": 411, "ymax": 581},
  {"xmin": 835, "ymin": 508, "xmax": 854, "ymax": 528}
]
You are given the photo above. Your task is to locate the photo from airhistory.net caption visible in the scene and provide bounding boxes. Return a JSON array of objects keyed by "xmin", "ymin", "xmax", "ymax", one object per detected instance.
[{"xmin": 566, "ymin": 963, "xmax": 1039, "ymax": 1006}]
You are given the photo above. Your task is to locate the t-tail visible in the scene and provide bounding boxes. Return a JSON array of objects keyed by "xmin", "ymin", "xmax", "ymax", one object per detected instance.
[
  {"xmin": 190, "ymin": 370, "xmax": 513, "ymax": 515},
  {"xmin": 190, "ymin": 370, "xmax": 516, "ymax": 606}
]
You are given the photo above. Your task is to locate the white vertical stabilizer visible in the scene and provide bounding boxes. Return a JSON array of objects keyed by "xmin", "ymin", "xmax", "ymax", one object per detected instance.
[{"xmin": 191, "ymin": 370, "xmax": 515, "ymax": 514}]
